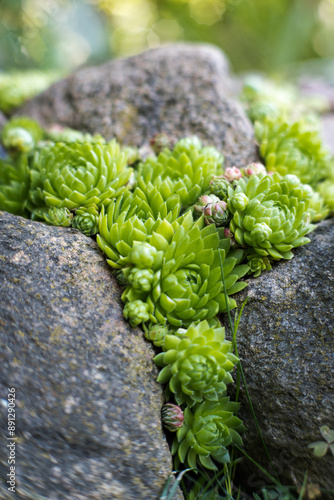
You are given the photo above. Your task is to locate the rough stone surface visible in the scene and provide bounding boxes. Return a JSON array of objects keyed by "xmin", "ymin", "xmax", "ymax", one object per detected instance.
[
  {"xmin": 0, "ymin": 211, "xmax": 182, "ymax": 500},
  {"xmin": 16, "ymin": 44, "xmax": 257, "ymax": 169},
  {"xmin": 226, "ymin": 219, "xmax": 334, "ymax": 494}
]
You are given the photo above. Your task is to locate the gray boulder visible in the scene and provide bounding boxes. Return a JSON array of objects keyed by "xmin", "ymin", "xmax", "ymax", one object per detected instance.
[
  {"xmin": 0, "ymin": 211, "xmax": 181, "ymax": 500},
  {"xmin": 227, "ymin": 219, "xmax": 334, "ymax": 494},
  {"xmin": 16, "ymin": 44, "xmax": 257, "ymax": 169}
]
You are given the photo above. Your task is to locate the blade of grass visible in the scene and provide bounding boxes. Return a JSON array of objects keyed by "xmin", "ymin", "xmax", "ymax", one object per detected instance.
[
  {"xmin": 218, "ymin": 249, "xmax": 279, "ymax": 482},
  {"xmin": 160, "ymin": 469, "xmax": 193, "ymax": 500},
  {"xmin": 234, "ymin": 445, "xmax": 280, "ymax": 487},
  {"xmin": 297, "ymin": 471, "xmax": 308, "ymax": 500}
]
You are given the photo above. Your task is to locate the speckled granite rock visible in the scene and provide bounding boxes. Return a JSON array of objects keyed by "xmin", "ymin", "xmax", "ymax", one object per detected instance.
[
  {"xmin": 0, "ymin": 211, "xmax": 182, "ymax": 500},
  {"xmin": 227, "ymin": 219, "xmax": 334, "ymax": 494},
  {"xmin": 16, "ymin": 44, "xmax": 257, "ymax": 169}
]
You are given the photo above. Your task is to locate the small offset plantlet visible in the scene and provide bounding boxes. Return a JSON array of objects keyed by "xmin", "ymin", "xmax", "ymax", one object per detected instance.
[
  {"xmin": 308, "ymin": 425, "xmax": 334, "ymax": 458},
  {"xmin": 144, "ymin": 323, "xmax": 169, "ymax": 348},
  {"xmin": 172, "ymin": 398, "xmax": 245, "ymax": 471},
  {"xmin": 43, "ymin": 207, "xmax": 73, "ymax": 227}
]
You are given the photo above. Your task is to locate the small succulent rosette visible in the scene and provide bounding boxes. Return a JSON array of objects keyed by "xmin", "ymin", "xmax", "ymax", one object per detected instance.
[
  {"xmin": 172, "ymin": 398, "xmax": 245, "ymax": 470},
  {"xmin": 144, "ymin": 323, "xmax": 169, "ymax": 348},
  {"xmin": 154, "ymin": 320, "xmax": 238, "ymax": 407},
  {"xmin": 72, "ymin": 204, "xmax": 100, "ymax": 236},
  {"xmin": 43, "ymin": 207, "xmax": 73, "ymax": 227},
  {"xmin": 246, "ymin": 251, "xmax": 272, "ymax": 278},
  {"xmin": 1, "ymin": 116, "xmax": 44, "ymax": 154},
  {"xmin": 0, "ymin": 154, "xmax": 30, "ymax": 216},
  {"xmin": 96, "ymin": 189, "xmax": 182, "ymax": 269},
  {"xmin": 209, "ymin": 175, "xmax": 230, "ymax": 201},
  {"xmin": 28, "ymin": 140, "xmax": 132, "ymax": 216},
  {"xmin": 227, "ymin": 172, "xmax": 315, "ymax": 260},
  {"xmin": 255, "ymin": 117, "xmax": 330, "ymax": 187},
  {"xmin": 136, "ymin": 136, "xmax": 224, "ymax": 208},
  {"xmin": 317, "ymin": 178, "xmax": 334, "ymax": 216}
]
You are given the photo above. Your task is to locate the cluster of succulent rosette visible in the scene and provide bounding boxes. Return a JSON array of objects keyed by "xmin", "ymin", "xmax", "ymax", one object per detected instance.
[{"xmin": 0, "ymin": 105, "xmax": 332, "ymax": 473}]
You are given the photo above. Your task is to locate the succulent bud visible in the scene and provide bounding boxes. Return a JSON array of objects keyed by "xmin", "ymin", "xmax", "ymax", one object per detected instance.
[
  {"xmin": 224, "ymin": 228, "xmax": 236, "ymax": 246},
  {"xmin": 44, "ymin": 207, "xmax": 73, "ymax": 227},
  {"xmin": 127, "ymin": 267, "xmax": 154, "ymax": 292},
  {"xmin": 144, "ymin": 323, "xmax": 168, "ymax": 347},
  {"xmin": 210, "ymin": 175, "xmax": 230, "ymax": 200},
  {"xmin": 150, "ymin": 133, "xmax": 174, "ymax": 154},
  {"xmin": 130, "ymin": 242, "xmax": 158, "ymax": 269},
  {"xmin": 123, "ymin": 299, "xmax": 150, "ymax": 327},
  {"xmin": 193, "ymin": 194, "xmax": 220, "ymax": 216},
  {"xmin": 162, "ymin": 403, "xmax": 184, "ymax": 432},
  {"xmin": 203, "ymin": 200, "xmax": 230, "ymax": 226},
  {"xmin": 231, "ymin": 192, "xmax": 249, "ymax": 211},
  {"xmin": 72, "ymin": 212, "xmax": 99, "ymax": 236},
  {"xmin": 241, "ymin": 162, "xmax": 267, "ymax": 177},
  {"xmin": 223, "ymin": 166, "xmax": 242, "ymax": 182}
]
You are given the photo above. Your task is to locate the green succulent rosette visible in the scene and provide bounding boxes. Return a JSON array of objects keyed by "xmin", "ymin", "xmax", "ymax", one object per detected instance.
[
  {"xmin": 0, "ymin": 154, "xmax": 30, "ymax": 216},
  {"xmin": 317, "ymin": 179, "xmax": 334, "ymax": 216},
  {"xmin": 172, "ymin": 398, "xmax": 245, "ymax": 470},
  {"xmin": 96, "ymin": 189, "xmax": 181, "ymax": 269},
  {"xmin": 45, "ymin": 125, "xmax": 105, "ymax": 145},
  {"xmin": 1, "ymin": 117, "xmax": 44, "ymax": 154},
  {"xmin": 227, "ymin": 173, "xmax": 314, "ymax": 260},
  {"xmin": 123, "ymin": 299, "xmax": 150, "ymax": 327},
  {"xmin": 246, "ymin": 251, "xmax": 272, "ymax": 278},
  {"xmin": 154, "ymin": 320, "xmax": 238, "ymax": 407},
  {"xmin": 255, "ymin": 117, "xmax": 330, "ymax": 187},
  {"xmin": 136, "ymin": 136, "xmax": 223, "ymax": 208},
  {"xmin": 144, "ymin": 323, "xmax": 169, "ymax": 348},
  {"xmin": 71, "ymin": 205, "xmax": 100, "ymax": 236},
  {"xmin": 43, "ymin": 207, "xmax": 73, "ymax": 227},
  {"xmin": 28, "ymin": 140, "xmax": 131, "ymax": 213},
  {"xmin": 0, "ymin": 70, "xmax": 61, "ymax": 113},
  {"xmin": 121, "ymin": 212, "xmax": 249, "ymax": 327}
]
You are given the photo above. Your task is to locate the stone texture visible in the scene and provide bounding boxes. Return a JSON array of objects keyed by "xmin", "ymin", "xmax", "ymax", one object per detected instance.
[
  {"xmin": 0, "ymin": 211, "xmax": 182, "ymax": 500},
  {"xmin": 16, "ymin": 44, "xmax": 257, "ymax": 169},
  {"xmin": 226, "ymin": 219, "xmax": 334, "ymax": 494}
]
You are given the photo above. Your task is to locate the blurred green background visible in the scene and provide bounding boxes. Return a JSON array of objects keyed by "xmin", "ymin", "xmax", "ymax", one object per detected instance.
[{"xmin": 1, "ymin": 0, "xmax": 334, "ymax": 74}]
